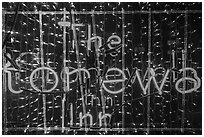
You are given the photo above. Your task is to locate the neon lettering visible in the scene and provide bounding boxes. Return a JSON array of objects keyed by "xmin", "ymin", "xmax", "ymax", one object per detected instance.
[
  {"xmin": 131, "ymin": 68, "xmax": 170, "ymax": 95},
  {"xmin": 87, "ymin": 36, "xmax": 102, "ymax": 50},
  {"xmin": 175, "ymin": 67, "xmax": 201, "ymax": 94},
  {"xmin": 102, "ymin": 68, "xmax": 126, "ymax": 94},
  {"xmin": 150, "ymin": 68, "xmax": 170, "ymax": 95},
  {"xmin": 99, "ymin": 112, "xmax": 111, "ymax": 127},
  {"xmin": 69, "ymin": 103, "xmax": 73, "ymax": 126},
  {"xmin": 79, "ymin": 112, "xmax": 93, "ymax": 127},
  {"xmin": 30, "ymin": 67, "xmax": 59, "ymax": 92},
  {"xmin": 5, "ymin": 52, "xmax": 201, "ymax": 95},
  {"xmin": 4, "ymin": 54, "xmax": 23, "ymax": 94},
  {"xmin": 107, "ymin": 35, "xmax": 121, "ymax": 57}
]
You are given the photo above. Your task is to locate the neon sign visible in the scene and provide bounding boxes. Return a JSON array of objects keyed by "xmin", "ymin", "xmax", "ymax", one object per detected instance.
[{"xmin": 4, "ymin": 53, "xmax": 201, "ymax": 95}]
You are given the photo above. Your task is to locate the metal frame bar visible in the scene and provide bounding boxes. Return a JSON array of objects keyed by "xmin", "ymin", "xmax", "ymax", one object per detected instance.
[
  {"xmin": 3, "ymin": 10, "xmax": 201, "ymax": 15},
  {"xmin": 61, "ymin": 8, "xmax": 67, "ymax": 133},
  {"xmin": 121, "ymin": 8, "xmax": 125, "ymax": 134},
  {"xmin": 2, "ymin": 10, "xmax": 7, "ymax": 135},
  {"xmin": 181, "ymin": 9, "xmax": 188, "ymax": 133},
  {"xmin": 4, "ymin": 127, "xmax": 202, "ymax": 132},
  {"xmin": 39, "ymin": 11, "xmax": 47, "ymax": 134},
  {"xmin": 147, "ymin": 8, "xmax": 152, "ymax": 134},
  {"xmin": 71, "ymin": 9, "xmax": 88, "ymax": 131},
  {"xmin": 90, "ymin": 10, "xmax": 108, "ymax": 131}
]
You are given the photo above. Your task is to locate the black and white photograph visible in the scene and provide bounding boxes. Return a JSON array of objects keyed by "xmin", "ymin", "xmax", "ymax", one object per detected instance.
[{"xmin": 2, "ymin": 2, "xmax": 202, "ymax": 135}]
